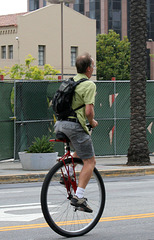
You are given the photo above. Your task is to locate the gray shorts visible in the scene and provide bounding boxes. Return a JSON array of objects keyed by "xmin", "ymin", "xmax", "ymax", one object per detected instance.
[{"xmin": 54, "ymin": 121, "xmax": 95, "ymax": 160}]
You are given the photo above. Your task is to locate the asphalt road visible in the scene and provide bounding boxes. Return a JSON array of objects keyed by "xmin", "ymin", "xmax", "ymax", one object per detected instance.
[{"xmin": 0, "ymin": 175, "xmax": 154, "ymax": 240}]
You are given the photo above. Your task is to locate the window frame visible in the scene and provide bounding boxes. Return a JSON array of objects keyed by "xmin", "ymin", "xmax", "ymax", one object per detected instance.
[
  {"xmin": 71, "ymin": 46, "xmax": 78, "ymax": 67},
  {"xmin": 1, "ymin": 46, "xmax": 6, "ymax": 59},
  {"xmin": 8, "ymin": 45, "xmax": 13, "ymax": 59},
  {"xmin": 38, "ymin": 45, "xmax": 46, "ymax": 66}
]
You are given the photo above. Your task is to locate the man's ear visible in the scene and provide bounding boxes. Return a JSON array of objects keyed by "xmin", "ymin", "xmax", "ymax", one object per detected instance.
[{"xmin": 87, "ymin": 66, "xmax": 91, "ymax": 72}]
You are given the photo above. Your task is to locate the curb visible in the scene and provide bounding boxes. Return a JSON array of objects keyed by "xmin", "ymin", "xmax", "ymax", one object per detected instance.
[
  {"xmin": 1, "ymin": 168, "xmax": 154, "ymax": 184},
  {"xmin": 99, "ymin": 168, "xmax": 154, "ymax": 178},
  {"xmin": 0, "ymin": 173, "xmax": 47, "ymax": 184}
]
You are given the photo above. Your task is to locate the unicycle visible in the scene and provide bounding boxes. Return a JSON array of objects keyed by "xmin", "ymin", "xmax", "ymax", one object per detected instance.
[{"xmin": 41, "ymin": 131, "xmax": 106, "ymax": 237}]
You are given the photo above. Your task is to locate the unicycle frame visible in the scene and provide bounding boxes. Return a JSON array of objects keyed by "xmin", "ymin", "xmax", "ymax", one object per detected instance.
[{"xmin": 49, "ymin": 138, "xmax": 77, "ymax": 195}]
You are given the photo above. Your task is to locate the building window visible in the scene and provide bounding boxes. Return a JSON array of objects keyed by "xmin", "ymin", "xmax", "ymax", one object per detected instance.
[
  {"xmin": 43, "ymin": 0, "xmax": 46, "ymax": 7},
  {"xmin": 74, "ymin": 0, "xmax": 84, "ymax": 15},
  {"xmin": 1, "ymin": 46, "xmax": 6, "ymax": 59},
  {"xmin": 89, "ymin": 0, "xmax": 101, "ymax": 34},
  {"xmin": 8, "ymin": 45, "xmax": 13, "ymax": 59},
  {"xmin": 108, "ymin": 0, "xmax": 121, "ymax": 38},
  {"xmin": 71, "ymin": 47, "xmax": 78, "ymax": 66},
  {"xmin": 29, "ymin": 0, "xmax": 39, "ymax": 11},
  {"xmin": 38, "ymin": 45, "xmax": 45, "ymax": 66}
]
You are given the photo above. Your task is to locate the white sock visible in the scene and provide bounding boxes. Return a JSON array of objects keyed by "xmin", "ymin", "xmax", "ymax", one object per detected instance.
[
  {"xmin": 76, "ymin": 187, "xmax": 85, "ymax": 199},
  {"xmin": 64, "ymin": 165, "xmax": 74, "ymax": 176}
]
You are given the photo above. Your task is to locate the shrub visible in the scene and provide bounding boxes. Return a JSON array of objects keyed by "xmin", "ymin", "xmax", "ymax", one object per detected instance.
[{"xmin": 27, "ymin": 135, "xmax": 54, "ymax": 153}]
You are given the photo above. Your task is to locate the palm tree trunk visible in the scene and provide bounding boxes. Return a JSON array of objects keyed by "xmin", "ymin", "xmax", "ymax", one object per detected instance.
[{"xmin": 127, "ymin": 0, "xmax": 151, "ymax": 165}]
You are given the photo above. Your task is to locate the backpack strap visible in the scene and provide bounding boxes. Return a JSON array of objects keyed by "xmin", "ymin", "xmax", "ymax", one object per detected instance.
[
  {"xmin": 73, "ymin": 78, "xmax": 88, "ymax": 112},
  {"xmin": 74, "ymin": 104, "xmax": 85, "ymax": 111},
  {"xmin": 75, "ymin": 78, "xmax": 88, "ymax": 85}
]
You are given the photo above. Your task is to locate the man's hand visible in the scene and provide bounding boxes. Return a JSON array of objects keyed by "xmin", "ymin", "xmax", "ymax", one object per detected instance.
[{"xmin": 90, "ymin": 119, "xmax": 98, "ymax": 128}]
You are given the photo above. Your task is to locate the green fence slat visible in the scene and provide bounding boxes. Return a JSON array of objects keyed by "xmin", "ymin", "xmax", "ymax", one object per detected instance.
[{"xmin": 0, "ymin": 82, "xmax": 14, "ymax": 160}]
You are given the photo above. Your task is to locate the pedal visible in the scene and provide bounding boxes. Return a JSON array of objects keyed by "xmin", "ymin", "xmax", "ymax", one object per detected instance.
[
  {"xmin": 67, "ymin": 193, "xmax": 73, "ymax": 200},
  {"xmin": 74, "ymin": 207, "xmax": 85, "ymax": 212}
]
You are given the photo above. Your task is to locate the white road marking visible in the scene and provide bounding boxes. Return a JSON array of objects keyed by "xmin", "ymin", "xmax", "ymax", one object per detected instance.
[
  {"xmin": 0, "ymin": 191, "xmax": 23, "ymax": 194},
  {"xmin": 0, "ymin": 203, "xmax": 58, "ymax": 222}
]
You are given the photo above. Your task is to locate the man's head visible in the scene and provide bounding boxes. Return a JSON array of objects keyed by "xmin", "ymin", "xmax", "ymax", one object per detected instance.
[{"xmin": 76, "ymin": 53, "xmax": 94, "ymax": 79}]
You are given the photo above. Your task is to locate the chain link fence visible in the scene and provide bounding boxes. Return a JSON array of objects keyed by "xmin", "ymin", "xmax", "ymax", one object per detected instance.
[
  {"xmin": 0, "ymin": 80, "xmax": 154, "ymax": 161},
  {"xmin": 0, "ymin": 81, "xmax": 14, "ymax": 160},
  {"xmin": 14, "ymin": 80, "xmax": 64, "ymax": 159}
]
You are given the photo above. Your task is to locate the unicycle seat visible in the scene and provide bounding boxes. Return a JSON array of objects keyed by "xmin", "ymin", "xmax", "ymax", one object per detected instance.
[{"xmin": 56, "ymin": 131, "xmax": 70, "ymax": 142}]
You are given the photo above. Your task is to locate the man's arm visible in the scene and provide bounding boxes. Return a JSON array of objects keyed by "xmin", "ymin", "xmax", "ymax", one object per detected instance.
[{"xmin": 85, "ymin": 104, "xmax": 98, "ymax": 128}]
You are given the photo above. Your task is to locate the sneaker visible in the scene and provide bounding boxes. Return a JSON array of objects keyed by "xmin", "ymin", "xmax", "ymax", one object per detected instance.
[
  {"xmin": 60, "ymin": 174, "xmax": 75, "ymax": 185},
  {"xmin": 70, "ymin": 195, "xmax": 93, "ymax": 213}
]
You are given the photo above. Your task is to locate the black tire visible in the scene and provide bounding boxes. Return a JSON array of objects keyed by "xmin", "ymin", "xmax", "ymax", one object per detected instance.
[{"xmin": 41, "ymin": 158, "xmax": 105, "ymax": 237}]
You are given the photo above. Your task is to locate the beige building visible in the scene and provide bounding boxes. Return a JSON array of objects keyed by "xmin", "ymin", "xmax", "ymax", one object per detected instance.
[{"xmin": 0, "ymin": 4, "xmax": 96, "ymax": 79}]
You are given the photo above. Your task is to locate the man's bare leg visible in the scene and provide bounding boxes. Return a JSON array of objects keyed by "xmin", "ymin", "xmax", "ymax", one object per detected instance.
[
  {"xmin": 77, "ymin": 156, "xmax": 96, "ymax": 189},
  {"xmin": 71, "ymin": 154, "xmax": 96, "ymax": 212},
  {"xmin": 73, "ymin": 152, "xmax": 96, "ymax": 188}
]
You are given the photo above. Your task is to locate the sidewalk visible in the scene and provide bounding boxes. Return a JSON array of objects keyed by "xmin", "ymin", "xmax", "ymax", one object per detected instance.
[{"xmin": 0, "ymin": 156, "xmax": 154, "ymax": 184}]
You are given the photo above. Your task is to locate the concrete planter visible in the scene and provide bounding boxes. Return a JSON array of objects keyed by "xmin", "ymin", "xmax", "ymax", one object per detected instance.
[{"xmin": 19, "ymin": 152, "xmax": 58, "ymax": 170}]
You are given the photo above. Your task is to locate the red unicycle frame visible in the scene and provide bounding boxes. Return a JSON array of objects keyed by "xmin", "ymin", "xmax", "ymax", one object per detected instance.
[{"xmin": 49, "ymin": 138, "xmax": 77, "ymax": 195}]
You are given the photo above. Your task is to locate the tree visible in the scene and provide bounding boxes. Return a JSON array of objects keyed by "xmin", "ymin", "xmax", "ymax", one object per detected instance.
[
  {"xmin": 0, "ymin": 67, "xmax": 8, "ymax": 77},
  {"xmin": 96, "ymin": 30, "xmax": 130, "ymax": 80},
  {"xmin": 3, "ymin": 54, "xmax": 60, "ymax": 80},
  {"xmin": 127, "ymin": 0, "xmax": 151, "ymax": 165}
]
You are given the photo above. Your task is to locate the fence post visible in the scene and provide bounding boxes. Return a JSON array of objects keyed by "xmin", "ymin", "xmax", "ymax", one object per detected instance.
[
  {"xmin": 112, "ymin": 77, "xmax": 117, "ymax": 155},
  {"xmin": 13, "ymin": 80, "xmax": 17, "ymax": 160},
  {"xmin": 0, "ymin": 75, "xmax": 4, "ymax": 81}
]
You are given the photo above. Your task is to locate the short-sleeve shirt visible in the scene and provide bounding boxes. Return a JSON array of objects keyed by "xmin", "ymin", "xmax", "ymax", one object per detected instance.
[{"xmin": 71, "ymin": 73, "xmax": 96, "ymax": 134}]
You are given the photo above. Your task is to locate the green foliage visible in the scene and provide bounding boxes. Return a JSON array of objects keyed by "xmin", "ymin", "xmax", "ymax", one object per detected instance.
[
  {"xmin": 44, "ymin": 64, "xmax": 59, "ymax": 79},
  {"xmin": 9, "ymin": 64, "xmax": 25, "ymax": 79},
  {"xmin": 10, "ymin": 87, "xmax": 14, "ymax": 113},
  {"xmin": 27, "ymin": 135, "xmax": 54, "ymax": 153},
  {"xmin": 25, "ymin": 54, "xmax": 36, "ymax": 68},
  {"xmin": 150, "ymin": 54, "xmax": 154, "ymax": 61},
  {"xmin": 25, "ymin": 65, "xmax": 44, "ymax": 80},
  {"xmin": 2, "ymin": 54, "xmax": 60, "ymax": 80},
  {"xmin": 96, "ymin": 30, "xmax": 130, "ymax": 80},
  {"xmin": 0, "ymin": 67, "xmax": 8, "ymax": 77}
]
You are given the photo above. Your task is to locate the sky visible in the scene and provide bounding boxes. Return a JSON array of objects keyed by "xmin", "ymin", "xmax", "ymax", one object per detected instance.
[{"xmin": 0, "ymin": 0, "xmax": 27, "ymax": 16}]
